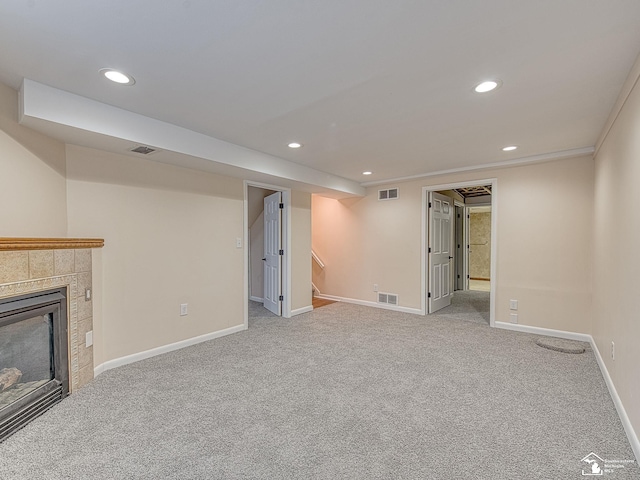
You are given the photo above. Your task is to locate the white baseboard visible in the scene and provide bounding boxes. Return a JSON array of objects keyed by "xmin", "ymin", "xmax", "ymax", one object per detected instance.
[
  {"xmin": 249, "ymin": 296, "xmax": 263, "ymax": 302},
  {"xmin": 590, "ymin": 337, "xmax": 640, "ymax": 463},
  {"xmin": 315, "ymin": 294, "xmax": 423, "ymax": 315},
  {"xmin": 291, "ymin": 305, "xmax": 313, "ymax": 316},
  {"xmin": 94, "ymin": 324, "xmax": 247, "ymax": 377},
  {"xmin": 495, "ymin": 321, "xmax": 639, "ymax": 463},
  {"xmin": 494, "ymin": 321, "xmax": 592, "ymax": 342}
]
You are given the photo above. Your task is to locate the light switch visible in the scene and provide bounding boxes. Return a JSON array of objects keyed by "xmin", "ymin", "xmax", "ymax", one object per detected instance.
[{"xmin": 86, "ymin": 331, "xmax": 93, "ymax": 347}]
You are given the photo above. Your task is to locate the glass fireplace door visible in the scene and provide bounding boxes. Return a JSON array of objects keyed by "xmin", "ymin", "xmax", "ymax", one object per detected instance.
[{"xmin": 0, "ymin": 312, "xmax": 55, "ymax": 409}]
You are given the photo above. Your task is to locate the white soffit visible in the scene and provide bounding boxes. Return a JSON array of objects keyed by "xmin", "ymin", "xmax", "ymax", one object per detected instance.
[{"xmin": 19, "ymin": 79, "xmax": 365, "ymax": 198}]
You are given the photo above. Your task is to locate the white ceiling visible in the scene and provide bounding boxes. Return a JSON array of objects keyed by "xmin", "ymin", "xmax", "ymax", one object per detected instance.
[{"xmin": 1, "ymin": 1, "xmax": 640, "ymax": 193}]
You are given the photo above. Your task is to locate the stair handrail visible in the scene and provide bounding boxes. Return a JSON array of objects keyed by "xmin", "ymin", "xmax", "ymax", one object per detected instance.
[{"xmin": 312, "ymin": 250, "xmax": 325, "ymax": 269}]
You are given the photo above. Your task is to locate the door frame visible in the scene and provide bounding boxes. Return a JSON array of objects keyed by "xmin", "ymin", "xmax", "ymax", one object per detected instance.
[
  {"xmin": 454, "ymin": 201, "xmax": 466, "ymax": 292},
  {"xmin": 421, "ymin": 179, "xmax": 497, "ymax": 327},
  {"xmin": 244, "ymin": 181, "xmax": 292, "ymax": 328}
]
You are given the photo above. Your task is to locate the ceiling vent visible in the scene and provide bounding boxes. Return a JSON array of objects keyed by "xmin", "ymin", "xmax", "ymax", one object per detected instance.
[
  {"xmin": 378, "ymin": 188, "xmax": 399, "ymax": 201},
  {"xmin": 130, "ymin": 145, "xmax": 157, "ymax": 155}
]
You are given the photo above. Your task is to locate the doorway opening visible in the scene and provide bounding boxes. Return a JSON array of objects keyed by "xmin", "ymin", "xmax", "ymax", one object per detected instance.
[
  {"xmin": 423, "ymin": 180, "xmax": 496, "ymax": 326},
  {"xmin": 244, "ymin": 182, "xmax": 292, "ymax": 326}
]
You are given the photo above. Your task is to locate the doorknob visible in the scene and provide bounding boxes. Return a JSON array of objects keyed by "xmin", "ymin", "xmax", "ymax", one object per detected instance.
[{"xmin": 448, "ymin": 256, "xmax": 454, "ymax": 259}]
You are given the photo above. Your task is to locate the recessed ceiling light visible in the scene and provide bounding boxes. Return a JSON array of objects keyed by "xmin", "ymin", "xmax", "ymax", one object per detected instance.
[
  {"xmin": 502, "ymin": 145, "xmax": 518, "ymax": 151},
  {"xmin": 362, "ymin": 171, "xmax": 373, "ymax": 175},
  {"xmin": 100, "ymin": 68, "xmax": 135, "ymax": 86},
  {"xmin": 288, "ymin": 142, "xmax": 302, "ymax": 148},
  {"xmin": 474, "ymin": 80, "xmax": 500, "ymax": 93}
]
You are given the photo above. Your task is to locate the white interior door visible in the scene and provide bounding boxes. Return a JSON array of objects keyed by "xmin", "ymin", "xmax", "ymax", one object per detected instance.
[
  {"xmin": 428, "ymin": 192, "xmax": 453, "ymax": 313},
  {"xmin": 263, "ymin": 191, "xmax": 282, "ymax": 315}
]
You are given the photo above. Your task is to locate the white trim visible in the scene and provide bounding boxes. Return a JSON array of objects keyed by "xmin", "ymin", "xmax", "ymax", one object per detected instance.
[
  {"xmin": 94, "ymin": 324, "xmax": 246, "ymax": 375},
  {"xmin": 361, "ymin": 147, "xmax": 594, "ymax": 187},
  {"xmin": 282, "ymin": 189, "xmax": 292, "ymax": 319},
  {"xmin": 494, "ymin": 321, "xmax": 591, "ymax": 342},
  {"xmin": 420, "ymin": 188, "xmax": 427, "ymax": 314},
  {"xmin": 20, "ymin": 80, "xmax": 365, "ymax": 197},
  {"xmin": 312, "ymin": 282, "xmax": 321, "ymax": 296},
  {"xmin": 494, "ymin": 321, "xmax": 640, "ymax": 462},
  {"xmin": 488, "ymin": 185, "xmax": 497, "ymax": 327},
  {"xmin": 311, "ymin": 250, "xmax": 325, "ymax": 269},
  {"xmin": 315, "ymin": 294, "xmax": 422, "ymax": 315},
  {"xmin": 595, "ymin": 51, "xmax": 640, "ymax": 155},
  {"xmin": 244, "ymin": 181, "xmax": 293, "ymax": 323},
  {"xmin": 93, "ymin": 364, "xmax": 105, "ymax": 377},
  {"xmin": 423, "ymin": 179, "xmax": 497, "ymax": 327},
  {"xmin": 249, "ymin": 295, "xmax": 263, "ymax": 302},
  {"xmin": 590, "ymin": 338, "xmax": 640, "ymax": 463},
  {"xmin": 291, "ymin": 305, "xmax": 313, "ymax": 316}
]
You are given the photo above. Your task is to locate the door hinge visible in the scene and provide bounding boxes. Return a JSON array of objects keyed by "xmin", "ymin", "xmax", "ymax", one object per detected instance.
[
  {"xmin": 428, "ymin": 292, "xmax": 431, "ymax": 298},
  {"xmin": 467, "ymin": 275, "xmax": 470, "ymax": 279},
  {"xmin": 428, "ymin": 202, "xmax": 432, "ymax": 208},
  {"xmin": 279, "ymin": 203, "xmax": 284, "ymax": 209},
  {"xmin": 428, "ymin": 247, "xmax": 431, "ymax": 253},
  {"xmin": 457, "ymin": 275, "xmax": 460, "ymax": 279},
  {"xmin": 279, "ymin": 249, "xmax": 284, "ymax": 255},
  {"xmin": 279, "ymin": 295, "xmax": 284, "ymax": 301}
]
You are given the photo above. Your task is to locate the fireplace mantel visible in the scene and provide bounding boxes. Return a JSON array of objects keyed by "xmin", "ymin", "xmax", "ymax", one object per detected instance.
[{"xmin": 0, "ymin": 238, "xmax": 104, "ymax": 251}]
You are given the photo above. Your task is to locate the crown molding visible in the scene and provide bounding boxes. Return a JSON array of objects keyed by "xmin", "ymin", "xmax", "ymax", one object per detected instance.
[
  {"xmin": 595, "ymin": 51, "xmax": 640, "ymax": 156},
  {"xmin": 360, "ymin": 146, "xmax": 594, "ymax": 187}
]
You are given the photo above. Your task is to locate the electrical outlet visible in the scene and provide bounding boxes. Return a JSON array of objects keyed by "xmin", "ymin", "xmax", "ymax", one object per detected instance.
[
  {"xmin": 180, "ymin": 303, "xmax": 188, "ymax": 316},
  {"xmin": 611, "ymin": 341, "xmax": 615, "ymax": 360},
  {"xmin": 85, "ymin": 288, "xmax": 92, "ymax": 301},
  {"xmin": 509, "ymin": 299, "xmax": 518, "ymax": 310},
  {"xmin": 236, "ymin": 237, "xmax": 242, "ymax": 248},
  {"xmin": 373, "ymin": 284, "xmax": 379, "ymax": 292},
  {"xmin": 510, "ymin": 313, "xmax": 518, "ymax": 324}
]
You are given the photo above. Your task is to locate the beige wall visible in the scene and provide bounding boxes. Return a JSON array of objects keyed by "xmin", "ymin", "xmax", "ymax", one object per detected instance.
[
  {"xmin": 247, "ymin": 187, "xmax": 275, "ymax": 301},
  {"xmin": 290, "ymin": 190, "xmax": 312, "ymax": 312},
  {"xmin": 593, "ymin": 64, "xmax": 640, "ymax": 441},
  {"xmin": 312, "ymin": 186, "xmax": 424, "ymax": 309},
  {"xmin": 65, "ymin": 145, "xmax": 245, "ymax": 364},
  {"xmin": 312, "ymin": 155, "xmax": 594, "ymax": 332},
  {"xmin": 249, "ymin": 211, "xmax": 265, "ymax": 300},
  {"xmin": 469, "ymin": 211, "xmax": 491, "ymax": 279},
  {"xmin": 0, "ymin": 83, "xmax": 67, "ymax": 236}
]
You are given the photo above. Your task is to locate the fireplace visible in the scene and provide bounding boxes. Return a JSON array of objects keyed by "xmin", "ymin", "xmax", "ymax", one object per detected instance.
[{"xmin": 0, "ymin": 287, "xmax": 69, "ymax": 441}]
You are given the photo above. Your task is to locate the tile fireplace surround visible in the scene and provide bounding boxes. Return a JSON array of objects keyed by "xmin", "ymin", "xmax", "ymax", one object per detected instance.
[{"xmin": 0, "ymin": 238, "xmax": 104, "ymax": 392}]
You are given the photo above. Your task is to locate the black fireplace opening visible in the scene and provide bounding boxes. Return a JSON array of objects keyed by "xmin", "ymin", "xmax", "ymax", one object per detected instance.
[{"xmin": 0, "ymin": 287, "xmax": 69, "ymax": 442}]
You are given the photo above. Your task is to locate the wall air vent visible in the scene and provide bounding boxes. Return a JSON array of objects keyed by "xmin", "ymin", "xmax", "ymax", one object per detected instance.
[
  {"xmin": 378, "ymin": 292, "xmax": 398, "ymax": 305},
  {"xmin": 130, "ymin": 145, "xmax": 157, "ymax": 155},
  {"xmin": 378, "ymin": 188, "xmax": 399, "ymax": 201}
]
